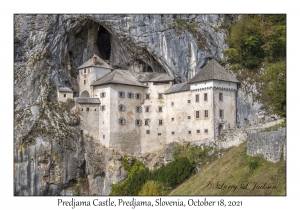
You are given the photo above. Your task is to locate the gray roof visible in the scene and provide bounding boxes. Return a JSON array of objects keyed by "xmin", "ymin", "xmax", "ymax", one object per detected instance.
[
  {"xmin": 77, "ymin": 54, "xmax": 112, "ymax": 70},
  {"xmin": 134, "ymin": 72, "xmax": 174, "ymax": 82},
  {"xmin": 75, "ymin": 97, "xmax": 100, "ymax": 104},
  {"xmin": 187, "ymin": 59, "xmax": 239, "ymax": 84},
  {"xmin": 164, "ymin": 83, "xmax": 190, "ymax": 95},
  {"xmin": 91, "ymin": 69, "xmax": 147, "ymax": 88},
  {"xmin": 58, "ymin": 87, "xmax": 73, "ymax": 92}
]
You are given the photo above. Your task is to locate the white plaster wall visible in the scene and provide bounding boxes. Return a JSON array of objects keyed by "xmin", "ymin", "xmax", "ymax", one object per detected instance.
[
  {"xmin": 190, "ymin": 80, "xmax": 237, "ymax": 90},
  {"xmin": 140, "ymin": 82, "xmax": 173, "ymax": 154},
  {"xmin": 77, "ymin": 103, "xmax": 100, "ymax": 140},
  {"xmin": 109, "ymin": 84, "xmax": 146, "ymax": 155},
  {"xmin": 94, "ymin": 85, "xmax": 111, "ymax": 147},
  {"xmin": 213, "ymin": 88, "xmax": 237, "ymax": 136},
  {"xmin": 78, "ymin": 67, "xmax": 111, "ymax": 97},
  {"xmin": 57, "ymin": 91, "xmax": 73, "ymax": 102},
  {"xmin": 165, "ymin": 88, "xmax": 215, "ymax": 144}
]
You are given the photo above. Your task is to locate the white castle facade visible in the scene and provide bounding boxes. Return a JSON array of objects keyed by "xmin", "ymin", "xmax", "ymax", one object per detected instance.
[{"xmin": 63, "ymin": 55, "xmax": 239, "ymax": 155}]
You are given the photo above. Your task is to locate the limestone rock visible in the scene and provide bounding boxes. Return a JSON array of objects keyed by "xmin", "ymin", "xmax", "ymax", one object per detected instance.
[{"xmin": 13, "ymin": 14, "xmax": 272, "ymax": 196}]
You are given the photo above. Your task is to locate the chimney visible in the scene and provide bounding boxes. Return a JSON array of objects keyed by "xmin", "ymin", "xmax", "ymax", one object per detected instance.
[{"xmin": 93, "ymin": 55, "xmax": 97, "ymax": 65}]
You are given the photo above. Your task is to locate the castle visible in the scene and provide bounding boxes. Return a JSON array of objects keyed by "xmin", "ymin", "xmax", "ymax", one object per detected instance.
[{"xmin": 60, "ymin": 55, "xmax": 239, "ymax": 155}]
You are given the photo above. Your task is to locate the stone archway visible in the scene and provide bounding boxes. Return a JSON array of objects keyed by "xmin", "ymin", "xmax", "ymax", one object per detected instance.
[{"xmin": 80, "ymin": 90, "xmax": 90, "ymax": 98}]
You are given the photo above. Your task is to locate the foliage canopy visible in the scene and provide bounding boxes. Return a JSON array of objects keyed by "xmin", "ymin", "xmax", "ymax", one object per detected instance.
[{"xmin": 223, "ymin": 14, "xmax": 286, "ymax": 118}]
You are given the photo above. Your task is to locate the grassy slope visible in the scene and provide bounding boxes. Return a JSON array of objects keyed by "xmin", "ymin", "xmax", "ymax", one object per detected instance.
[{"xmin": 170, "ymin": 141, "xmax": 286, "ymax": 196}]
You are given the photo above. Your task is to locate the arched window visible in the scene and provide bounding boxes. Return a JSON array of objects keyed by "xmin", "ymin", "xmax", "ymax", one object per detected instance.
[
  {"xmin": 118, "ymin": 91, "xmax": 125, "ymax": 98},
  {"xmin": 135, "ymin": 93, "xmax": 142, "ymax": 99},
  {"xmin": 127, "ymin": 92, "xmax": 134, "ymax": 99},
  {"xmin": 118, "ymin": 104, "xmax": 126, "ymax": 111},
  {"xmin": 99, "ymin": 92, "xmax": 106, "ymax": 98},
  {"xmin": 118, "ymin": 118, "xmax": 126, "ymax": 125},
  {"xmin": 135, "ymin": 106, "xmax": 143, "ymax": 112}
]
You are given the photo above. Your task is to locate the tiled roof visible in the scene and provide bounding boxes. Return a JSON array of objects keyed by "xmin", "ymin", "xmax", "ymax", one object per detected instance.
[
  {"xmin": 58, "ymin": 87, "xmax": 73, "ymax": 92},
  {"xmin": 75, "ymin": 97, "xmax": 100, "ymax": 104},
  {"xmin": 77, "ymin": 54, "xmax": 112, "ymax": 70},
  {"xmin": 134, "ymin": 72, "xmax": 174, "ymax": 82},
  {"xmin": 164, "ymin": 83, "xmax": 190, "ymax": 95},
  {"xmin": 187, "ymin": 59, "xmax": 239, "ymax": 84},
  {"xmin": 91, "ymin": 69, "xmax": 147, "ymax": 88}
]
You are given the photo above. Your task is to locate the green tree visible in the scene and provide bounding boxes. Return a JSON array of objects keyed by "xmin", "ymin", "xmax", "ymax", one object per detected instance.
[
  {"xmin": 260, "ymin": 62, "xmax": 286, "ymax": 118},
  {"xmin": 138, "ymin": 181, "xmax": 163, "ymax": 196}
]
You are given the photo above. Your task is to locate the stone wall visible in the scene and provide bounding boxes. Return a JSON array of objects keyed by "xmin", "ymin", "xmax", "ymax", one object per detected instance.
[
  {"xmin": 247, "ymin": 128, "xmax": 286, "ymax": 163},
  {"xmin": 216, "ymin": 128, "xmax": 248, "ymax": 149}
]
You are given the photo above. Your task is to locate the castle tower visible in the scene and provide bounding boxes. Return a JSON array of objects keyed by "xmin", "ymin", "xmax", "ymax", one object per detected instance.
[{"xmin": 187, "ymin": 59, "xmax": 239, "ymax": 139}]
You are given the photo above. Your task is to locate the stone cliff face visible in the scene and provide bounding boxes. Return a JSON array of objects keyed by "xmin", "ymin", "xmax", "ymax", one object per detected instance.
[{"xmin": 14, "ymin": 14, "xmax": 270, "ymax": 195}]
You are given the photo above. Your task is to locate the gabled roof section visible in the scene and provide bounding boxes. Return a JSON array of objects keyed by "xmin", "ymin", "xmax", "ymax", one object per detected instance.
[
  {"xmin": 164, "ymin": 83, "xmax": 190, "ymax": 95},
  {"xmin": 77, "ymin": 54, "xmax": 112, "ymax": 70},
  {"xmin": 91, "ymin": 69, "xmax": 147, "ymax": 88},
  {"xmin": 58, "ymin": 87, "xmax": 73, "ymax": 92},
  {"xmin": 75, "ymin": 97, "xmax": 100, "ymax": 104},
  {"xmin": 134, "ymin": 72, "xmax": 174, "ymax": 82},
  {"xmin": 187, "ymin": 59, "xmax": 239, "ymax": 84}
]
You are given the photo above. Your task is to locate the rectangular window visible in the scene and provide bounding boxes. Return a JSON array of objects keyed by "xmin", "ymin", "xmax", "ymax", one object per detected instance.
[
  {"xmin": 219, "ymin": 93, "xmax": 223, "ymax": 101},
  {"xmin": 205, "ymin": 110, "xmax": 208, "ymax": 118},
  {"xmin": 187, "ymin": 100, "xmax": 191, "ymax": 103},
  {"xmin": 171, "ymin": 102, "xmax": 174, "ymax": 106},
  {"xmin": 188, "ymin": 131, "xmax": 191, "ymax": 134},
  {"xmin": 145, "ymin": 106, "xmax": 150, "ymax": 112},
  {"xmin": 159, "ymin": 107, "xmax": 163, "ymax": 112},
  {"xmin": 84, "ymin": 69, "xmax": 86, "ymax": 74},
  {"xmin": 171, "ymin": 118, "xmax": 174, "ymax": 121},
  {"xmin": 86, "ymin": 108, "xmax": 89, "ymax": 111},
  {"xmin": 146, "ymin": 83, "xmax": 149, "ymax": 86},
  {"xmin": 158, "ymin": 133, "xmax": 161, "ymax": 136},
  {"xmin": 146, "ymin": 94, "xmax": 150, "ymax": 99},
  {"xmin": 146, "ymin": 130, "xmax": 150, "ymax": 134},
  {"xmin": 158, "ymin": 94, "xmax": 163, "ymax": 99},
  {"xmin": 204, "ymin": 93, "xmax": 208, "ymax": 101},
  {"xmin": 94, "ymin": 109, "xmax": 97, "ymax": 111},
  {"xmin": 197, "ymin": 129, "xmax": 200, "ymax": 134},
  {"xmin": 188, "ymin": 116, "xmax": 191, "ymax": 119},
  {"xmin": 135, "ymin": 119, "xmax": 142, "ymax": 126},
  {"xmin": 103, "ymin": 135, "xmax": 105, "ymax": 139},
  {"xmin": 63, "ymin": 94, "xmax": 66, "ymax": 98},
  {"xmin": 172, "ymin": 132, "xmax": 175, "ymax": 135},
  {"xmin": 84, "ymin": 80, "xmax": 86, "ymax": 84},
  {"xmin": 195, "ymin": 94, "xmax": 199, "ymax": 102},
  {"xmin": 145, "ymin": 119, "xmax": 149, "ymax": 126},
  {"xmin": 219, "ymin": 109, "xmax": 224, "ymax": 118},
  {"xmin": 195, "ymin": 111, "xmax": 200, "ymax": 119},
  {"xmin": 159, "ymin": 120, "xmax": 163, "ymax": 125},
  {"xmin": 81, "ymin": 108, "xmax": 83, "ymax": 111},
  {"xmin": 204, "ymin": 129, "xmax": 208, "ymax": 134}
]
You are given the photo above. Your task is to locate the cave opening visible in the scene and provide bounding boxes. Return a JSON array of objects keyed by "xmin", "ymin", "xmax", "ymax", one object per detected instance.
[
  {"xmin": 97, "ymin": 25, "xmax": 111, "ymax": 61},
  {"xmin": 136, "ymin": 59, "xmax": 153, "ymax": 72}
]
